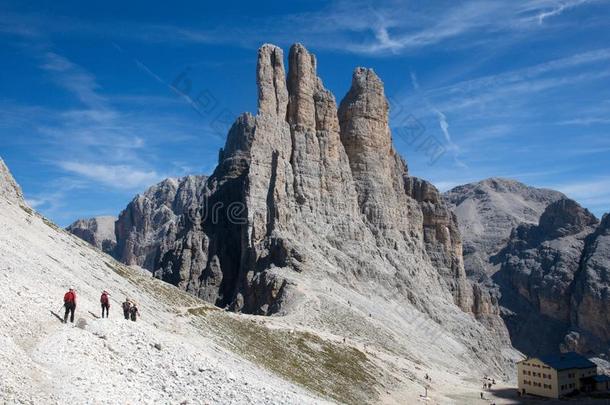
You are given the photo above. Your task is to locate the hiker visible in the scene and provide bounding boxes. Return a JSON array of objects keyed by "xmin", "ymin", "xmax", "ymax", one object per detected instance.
[
  {"xmin": 100, "ymin": 290, "xmax": 110, "ymax": 318},
  {"xmin": 129, "ymin": 301, "xmax": 140, "ymax": 322},
  {"xmin": 480, "ymin": 392, "xmax": 484, "ymax": 399},
  {"xmin": 122, "ymin": 298, "xmax": 131, "ymax": 320},
  {"xmin": 63, "ymin": 287, "xmax": 77, "ymax": 323}
]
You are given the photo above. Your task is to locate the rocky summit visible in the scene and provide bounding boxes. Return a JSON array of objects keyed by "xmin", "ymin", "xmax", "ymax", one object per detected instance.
[
  {"xmin": 444, "ymin": 178, "xmax": 565, "ymax": 281},
  {"xmin": 493, "ymin": 198, "xmax": 610, "ymax": 355}
]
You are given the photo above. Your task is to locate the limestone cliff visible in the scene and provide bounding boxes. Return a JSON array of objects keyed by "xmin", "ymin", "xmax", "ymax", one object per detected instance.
[
  {"xmin": 114, "ymin": 175, "xmax": 208, "ymax": 271},
  {"xmin": 493, "ymin": 199, "xmax": 609, "ymax": 354}
]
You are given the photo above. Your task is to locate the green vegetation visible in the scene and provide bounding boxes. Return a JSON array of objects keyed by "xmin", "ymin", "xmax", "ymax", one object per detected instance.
[
  {"xmin": 187, "ymin": 306, "xmax": 221, "ymax": 315},
  {"xmin": 19, "ymin": 205, "xmax": 33, "ymax": 215},
  {"xmin": 192, "ymin": 311, "xmax": 379, "ymax": 404},
  {"xmin": 104, "ymin": 259, "xmax": 379, "ymax": 404},
  {"xmin": 103, "ymin": 260, "xmax": 202, "ymax": 308},
  {"xmin": 41, "ymin": 215, "xmax": 61, "ymax": 232}
]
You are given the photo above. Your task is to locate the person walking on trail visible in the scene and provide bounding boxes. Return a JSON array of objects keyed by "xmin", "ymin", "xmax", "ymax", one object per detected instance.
[
  {"xmin": 122, "ymin": 298, "xmax": 131, "ymax": 320},
  {"xmin": 63, "ymin": 287, "xmax": 76, "ymax": 323},
  {"xmin": 100, "ymin": 290, "xmax": 110, "ymax": 318},
  {"xmin": 129, "ymin": 301, "xmax": 140, "ymax": 322}
]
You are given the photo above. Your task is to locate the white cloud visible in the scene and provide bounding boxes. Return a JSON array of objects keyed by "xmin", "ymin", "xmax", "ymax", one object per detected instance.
[
  {"xmin": 40, "ymin": 52, "xmax": 110, "ymax": 114},
  {"xmin": 58, "ymin": 162, "xmax": 163, "ymax": 190}
]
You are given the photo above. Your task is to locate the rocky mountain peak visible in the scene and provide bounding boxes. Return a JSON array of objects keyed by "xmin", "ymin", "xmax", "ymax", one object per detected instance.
[
  {"xmin": 538, "ymin": 198, "xmax": 598, "ymax": 238},
  {"xmin": 0, "ymin": 158, "xmax": 25, "ymax": 205},
  {"xmin": 287, "ymin": 43, "xmax": 320, "ymax": 129},
  {"xmin": 339, "ymin": 67, "xmax": 389, "ymax": 132},
  {"xmin": 257, "ymin": 44, "xmax": 288, "ymax": 117},
  {"xmin": 444, "ymin": 178, "xmax": 565, "ymax": 280},
  {"xmin": 66, "ymin": 216, "xmax": 117, "ymax": 255}
]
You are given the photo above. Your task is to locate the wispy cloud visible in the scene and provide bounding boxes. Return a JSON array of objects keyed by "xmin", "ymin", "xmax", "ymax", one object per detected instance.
[
  {"xmin": 397, "ymin": 47, "xmax": 610, "ymax": 126},
  {"xmin": 430, "ymin": 47, "xmax": 610, "ymax": 101},
  {"xmin": 432, "ymin": 108, "xmax": 466, "ymax": 168},
  {"xmin": 1, "ymin": 0, "xmax": 603, "ymax": 56},
  {"xmin": 39, "ymin": 51, "xmax": 112, "ymax": 115},
  {"xmin": 537, "ymin": 0, "xmax": 590, "ymax": 24},
  {"xmin": 407, "ymin": 71, "xmax": 466, "ymax": 167},
  {"xmin": 58, "ymin": 162, "xmax": 163, "ymax": 190}
]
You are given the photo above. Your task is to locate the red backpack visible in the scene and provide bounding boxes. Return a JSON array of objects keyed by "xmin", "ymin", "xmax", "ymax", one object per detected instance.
[
  {"xmin": 64, "ymin": 291, "xmax": 75, "ymax": 304},
  {"xmin": 101, "ymin": 293, "xmax": 109, "ymax": 305}
]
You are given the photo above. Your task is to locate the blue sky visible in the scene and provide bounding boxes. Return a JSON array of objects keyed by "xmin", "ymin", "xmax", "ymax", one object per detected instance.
[{"xmin": 1, "ymin": 0, "xmax": 609, "ymax": 226}]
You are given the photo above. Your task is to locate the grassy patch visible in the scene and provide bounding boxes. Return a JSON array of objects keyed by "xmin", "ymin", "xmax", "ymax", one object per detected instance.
[
  {"xmin": 187, "ymin": 306, "xmax": 221, "ymax": 315},
  {"xmin": 103, "ymin": 259, "xmax": 379, "ymax": 403},
  {"xmin": 41, "ymin": 216, "xmax": 61, "ymax": 232},
  {"xmin": 20, "ymin": 205, "xmax": 33, "ymax": 215},
  {"xmin": 193, "ymin": 311, "xmax": 379, "ymax": 404},
  {"xmin": 103, "ymin": 261, "xmax": 203, "ymax": 308}
]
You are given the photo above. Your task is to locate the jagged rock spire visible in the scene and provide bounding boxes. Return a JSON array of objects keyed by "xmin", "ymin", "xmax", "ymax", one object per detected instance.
[
  {"xmin": 256, "ymin": 44, "xmax": 288, "ymax": 117},
  {"xmin": 337, "ymin": 67, "xmax": 409, "ymax": 229},
  {"xmin": 0, "ymin": 158, "xmax": 25, "ymax": 205},
  {"xmin": 287, "ymin": 43, "xmax": 319, "ymax": 130}
]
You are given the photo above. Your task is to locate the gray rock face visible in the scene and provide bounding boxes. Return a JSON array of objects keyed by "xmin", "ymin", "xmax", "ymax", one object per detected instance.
[
  {"xmin": 572, "ymin": 214, "xmax": 610, "ymax": 346},
  {"xmin": 162, "ymin": 44, "xmax": 497, "ymax": 326},
  {"xmin": 66, "ymin": 216, "xmax": 117, "ymax": 255},
  {"xmin": 444, "ymin": 178, "xmax": 565, "ymax": 280},
  {"xmin": 447, "ymin": 179, "xmax": 610, "ymax": 356},
  {"xmin": 157, "ymin": 47, "xmax": 484, "ymax": 319},
  {"xmin": 0, "ymin": 158, "xmax": 25, "ymax": 205},
  {"xmin": 114, "ymin": 175, "xmax": 208, "ymax": 271},
  {"xmin": 405, "ymin": 177, "xmax": 482, "ymax": 314},
  {"xmin": 493, "ymin": 199, "xmax": 608, "ymax": 354}
]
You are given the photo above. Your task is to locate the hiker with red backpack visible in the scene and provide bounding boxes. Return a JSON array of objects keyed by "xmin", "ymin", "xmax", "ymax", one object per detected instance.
[
  {"xmin": 100, "ymin": 290, "xmax": 110, "ymax": 318},
  {"xmin": 63, "ymin": 287, "xmax": 77, "ymax": 323}
]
